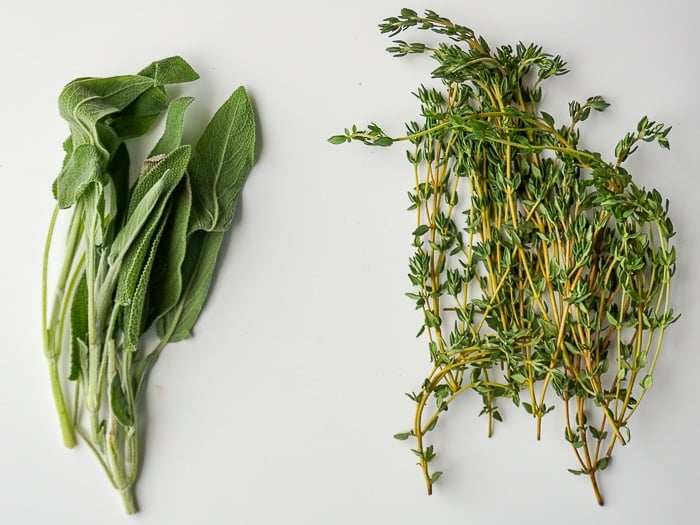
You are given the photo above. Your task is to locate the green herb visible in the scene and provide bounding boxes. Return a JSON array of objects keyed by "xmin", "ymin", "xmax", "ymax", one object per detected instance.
[
  {"xmin": 41, "ymin": 56, "xmax": 257, "ymax": 514},
  {"xmin": 330, "ymin": 9, "xmax": 678, "ymax": 505}
]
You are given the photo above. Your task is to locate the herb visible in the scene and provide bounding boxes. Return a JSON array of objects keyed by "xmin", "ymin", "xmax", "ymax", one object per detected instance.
[
  {"xmin": 41, "ymin": 56, "xmax": 256, "ymax": 513},
  {"xmin": 330, "ymin": 9, "xmax": 678, "ymax": 505}
]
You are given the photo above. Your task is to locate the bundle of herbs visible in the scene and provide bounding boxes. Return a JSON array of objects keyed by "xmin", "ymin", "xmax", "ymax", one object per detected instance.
[
  {"xmin": 330, "ymin": 9, "xmax": 678, "ymax": 504},
  {"xmin": 41, "ymin": 56, "xmax": 256, "ymax": 513}
]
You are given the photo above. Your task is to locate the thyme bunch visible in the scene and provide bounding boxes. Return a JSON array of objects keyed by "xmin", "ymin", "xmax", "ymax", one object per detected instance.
[{"xmin": 330, "ymin": 9, "xmax": 678, "ymax": 505}]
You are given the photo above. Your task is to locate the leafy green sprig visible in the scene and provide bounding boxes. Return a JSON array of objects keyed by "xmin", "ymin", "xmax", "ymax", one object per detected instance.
[
  {"xmin": 330, "ymin": 10, "xmax": 678, "ymax": 505},
  {"xmin": 42, "ymin": 57, "xmax": 256, "ymax": 513}
]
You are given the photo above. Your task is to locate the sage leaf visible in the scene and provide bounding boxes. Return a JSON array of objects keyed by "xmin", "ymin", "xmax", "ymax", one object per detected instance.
[
  {"xmin": 108, "ymin": 143, "xmax": 131, "ymax": 234},
  {"xmin": 157, "ymin": 231, "xmax": 224, "ymax": 342},
  {"xmin": 147, "ymin": 177, "xmax": 192, "ymax": 325},
  {"xmin": 69, "ymin": 273, "xmax": 88, "ymax": 381},
  {"xmin": 54, "ymin": 143, "xmax": 104, "ymax": 208},
  {"xmin": 138, "ymin": 56, "xmax": 200, "ymax": 86},
  {"xmin": 109, "ymin": 372, "xmax": 133, "ymax": 427},
  {"xmin": 58, "ymin": 75, "xmax": 155, "ymax": 146},
  {"xmin": 132, "ymin": 351, "xmax": 160, "ymax": 399},
  {"xmin": 109, "ymin": 146, "xmax": 191, "ymax": 267},
  {"xmin": 116, "ymin": 196, "xmax": 171, "ymax": 306},
  {"xmin": 127, "ymin": 145, "xmax": 191, "ymax": 218},
  {"xmin": 109, "ymin": 56, "xmax": 198, "ymax": 141},
  {"xmin": 188, "ymin": 87, "xmax": 256, "ymax": 233},
  {"xmin": 123, "ymin": 216, "xmax": 168, "ymax": 352},
  {"xmin": 109, "ymin": 85, "xmax": 169, "ymax": 140},
  {"xmin": 150, "ymin": 96, "xmax": 194, "ymax": 157},
  {"xmin": 108, "ymin": 176, "xmax": 168, "ymax": 267}
]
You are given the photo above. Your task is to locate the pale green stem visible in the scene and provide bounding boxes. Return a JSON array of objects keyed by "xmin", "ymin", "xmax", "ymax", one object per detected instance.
[{"xmin": 42, "ymin": 205, "xmax": 76, "ymax": 448}]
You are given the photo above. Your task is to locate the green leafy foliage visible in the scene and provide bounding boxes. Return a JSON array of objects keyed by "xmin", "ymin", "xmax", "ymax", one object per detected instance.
[
  {"xmin": 332, "ymin": 10, "xmax": 678, "ymax": 505},
  {"xmin": 41, "ymin": 57, "xmax": 257, "ymax": 514}
]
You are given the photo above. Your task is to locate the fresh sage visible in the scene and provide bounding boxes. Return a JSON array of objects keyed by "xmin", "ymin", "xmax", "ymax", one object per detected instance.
[
  {"xmin": 331, "ymin": 9, "xmax": 678, "ymax": 505},
  {"xmin": 41, "ymin": 56, "xmax": 257, "ymax": 514}
]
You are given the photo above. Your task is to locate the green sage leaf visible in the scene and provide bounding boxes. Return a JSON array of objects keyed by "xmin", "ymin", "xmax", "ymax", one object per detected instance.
[
  {"xmin": 147, "ymin": 177, "xmax": 192, "ymax": 325},
  {"xmin": 123, "ymin": 215, "xmax": 168, "ymax": 351},
  {"xmin": 54, "ymin": 143, "xmax": 104, "ymax": 208},
  {"xmin": 132, "ymin": 351, "xmax": 160, "ymax": 400},
  {"xmin": 188, "ymin": 87, "xmax": 256, "ymax": 233},
  {"xmin": 157, "ymin": 231, "xmax": 224, "ymax": 342},
  {"xmin": 109, "ymin": 146, "xmax": 191, "ymax": 267},
  {"xmin": 127, "ymin": 145, "xmax": 191, "ymax": 218},
  {"xmin": 116, "ymin": 196, "xmax": 172, "ymax": 307},
  {"xmin": 138, "ymin": 56, "xmax": 200, "ymax": 86},
  {"xmin": 109, "ymin": 372, "xmax": 133, "ymax": 427},
  {"xmin": 104, "ymin": 143, "xmax": 131, "ymax": 241},
  {"xmin": 69, "ymin": 273, "xmax": 88, "ymax": 381},
  {"xmin": 58, "ymin": 75, "xmax": 155, "ymax": 146},
  {"xmin": 109, "ymin": 85, "xmax": 168, "ymax": 140},
  {"xmin": 150, "ymin": 97, "xmax": 195, "ymax": 157}
]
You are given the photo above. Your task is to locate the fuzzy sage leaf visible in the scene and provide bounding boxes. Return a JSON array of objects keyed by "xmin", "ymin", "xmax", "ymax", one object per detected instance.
[{"xmin": 188, "ymin": 86, "xmax": 256, "ymax": 233}]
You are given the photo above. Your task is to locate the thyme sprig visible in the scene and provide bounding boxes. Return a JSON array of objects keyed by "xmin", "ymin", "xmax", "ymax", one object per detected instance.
[{"xmin": 330, "ymin": 9, "xmax": 678, "ymax": 505}]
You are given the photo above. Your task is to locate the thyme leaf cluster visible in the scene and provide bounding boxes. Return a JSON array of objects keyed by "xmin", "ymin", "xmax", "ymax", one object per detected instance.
[{"xmin": 331, "ymin": 9, "xmax": 678, "ymax": 505}]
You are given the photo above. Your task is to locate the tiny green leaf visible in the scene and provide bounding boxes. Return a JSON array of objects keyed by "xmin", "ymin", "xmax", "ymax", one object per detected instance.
[
  {"xmin": 597, "ymin": 457, "xmax": 610, "ymax": 471},
  {"xmin": 373, "ymin": 136, "xmax": 394, "ymax": 146},
  {"xmin": 424, "ymin": 310, "xmax": 441, "ymax": 328},
  {"xmin": 412, "ymin": 224, "xmax": 430, "ymax": 236}
]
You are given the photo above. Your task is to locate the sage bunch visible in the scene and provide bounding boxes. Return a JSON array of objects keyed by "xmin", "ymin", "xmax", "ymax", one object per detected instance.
[
  {"xmin": 330, "ymin": 9, "xmax": 678, "ymax": 505},
  {"xmin": 41, "ymin": 56, "xmax": 256, "ymax": 513}
]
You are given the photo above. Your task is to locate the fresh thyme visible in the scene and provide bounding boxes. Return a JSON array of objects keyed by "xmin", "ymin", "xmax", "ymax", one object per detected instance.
[
  {"xmin": 330, "ymin": 9, "xmax": 678, "ymax": 505},
  {"xmin": 42, "ymin": 56, "xmax": 256, "ymax": 513}
]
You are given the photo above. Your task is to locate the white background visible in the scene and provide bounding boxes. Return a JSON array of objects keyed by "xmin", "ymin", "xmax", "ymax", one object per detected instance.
[{"xmin": 1, "ymin": 1, "xmax": 698, "ymax": 523}]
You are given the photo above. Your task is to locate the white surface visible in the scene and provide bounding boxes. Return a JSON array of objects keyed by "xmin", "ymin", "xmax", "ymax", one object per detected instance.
[{"xmin": 1, "ymin": 0, "xmax": 698, "ymax": 523}]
